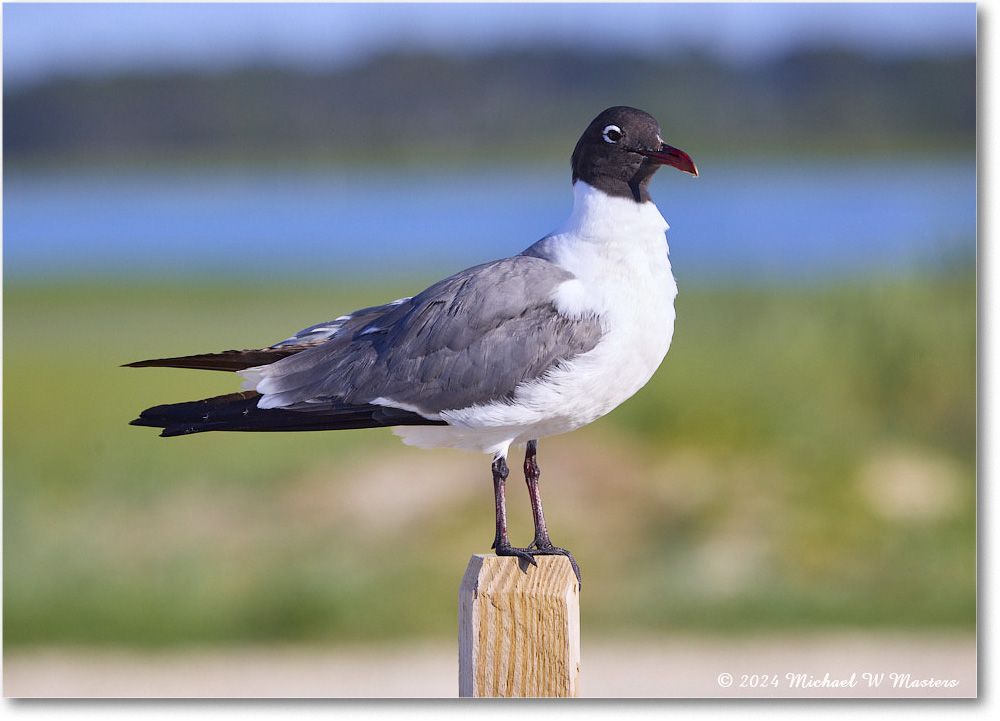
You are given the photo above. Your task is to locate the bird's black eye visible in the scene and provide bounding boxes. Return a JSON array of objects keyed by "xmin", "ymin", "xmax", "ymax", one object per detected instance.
[{"xmin": 602, "ymin": 125, "xmax": 623, "ymax": 144}]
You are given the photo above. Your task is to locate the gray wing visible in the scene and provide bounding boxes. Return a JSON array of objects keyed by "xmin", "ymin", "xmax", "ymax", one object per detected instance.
[{"xmin": 248, "ymin": 254, "xmax": 604, "ymax": 414}]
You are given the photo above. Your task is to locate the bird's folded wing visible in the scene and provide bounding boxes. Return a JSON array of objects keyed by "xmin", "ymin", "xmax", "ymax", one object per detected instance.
[{"xmin": 243, "ymin": 254, "xmax": 605, "ymax": 415}]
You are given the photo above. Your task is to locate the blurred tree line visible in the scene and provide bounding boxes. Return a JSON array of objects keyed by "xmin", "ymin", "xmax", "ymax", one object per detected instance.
[{"xmin": 3, "ymin": 47, "xmax": 975, "ymax": 166}]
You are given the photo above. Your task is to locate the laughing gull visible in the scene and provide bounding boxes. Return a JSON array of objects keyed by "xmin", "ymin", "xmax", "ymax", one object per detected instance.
[{"xmin": 128, "ymin": 106, "xmax": 698, "ymax": 583}]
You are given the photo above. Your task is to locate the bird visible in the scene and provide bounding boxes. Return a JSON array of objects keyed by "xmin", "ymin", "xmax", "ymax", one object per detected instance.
[{"xmin": 126, "ymin": 106, "xmax": 698, "ymax": 585}]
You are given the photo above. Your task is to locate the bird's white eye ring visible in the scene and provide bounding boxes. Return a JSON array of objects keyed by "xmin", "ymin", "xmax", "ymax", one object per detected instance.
[{"xmin": 602, "ymin": 125, "xmax": 623, "ymax": 144}]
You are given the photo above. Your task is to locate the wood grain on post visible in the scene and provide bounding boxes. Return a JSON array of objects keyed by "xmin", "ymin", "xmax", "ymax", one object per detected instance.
[{"xmin": 458, "ymin": 554, "xmax": 581, "ymax": 697}]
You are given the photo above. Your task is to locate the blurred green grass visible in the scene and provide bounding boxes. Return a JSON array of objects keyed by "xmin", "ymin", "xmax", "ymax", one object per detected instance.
[{"xmin": 2, "ymin": 271, "xmax": 976, "ymax": 647}]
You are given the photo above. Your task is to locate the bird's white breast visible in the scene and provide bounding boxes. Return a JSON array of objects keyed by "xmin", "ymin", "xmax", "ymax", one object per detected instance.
[{"xmin": 509, "ymin": 182, "xmax": 677, "ymax": 427}]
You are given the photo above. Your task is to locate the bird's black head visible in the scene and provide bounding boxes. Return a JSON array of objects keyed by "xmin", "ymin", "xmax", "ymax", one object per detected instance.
[{"xmin": 571, "ymin": 106, "xmax": 698, "ymax": 203}]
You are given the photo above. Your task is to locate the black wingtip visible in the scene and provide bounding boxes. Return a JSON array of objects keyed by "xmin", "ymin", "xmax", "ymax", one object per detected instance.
[
  {"xmin": 159, "ymin": 426, "xmax": 198, "ymax": 438},
  {"xmin": 128, "ymin": 390, "xmax": 448, "ymax": 437},
  {"xmin": 130, "ymin": 415, "xmax": 206, "ymax": 437},
  {"xmin": 129, "ymin": 416, "xmax": 168, "ymax": 429}
]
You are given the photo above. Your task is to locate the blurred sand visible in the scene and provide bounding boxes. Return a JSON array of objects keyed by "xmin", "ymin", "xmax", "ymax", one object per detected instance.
[{"xmin": 4, "ymin": 632, "xmax": 975, "ymax": 698}]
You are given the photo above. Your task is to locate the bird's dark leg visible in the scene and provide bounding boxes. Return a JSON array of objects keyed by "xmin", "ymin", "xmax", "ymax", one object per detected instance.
[
  {"xmin": 523, "ymin": 439, "xmax": 582, "ymax": 586},
  {"xmin": 491, "ymin": 454, "xmax": 537, "ymax": 567}
]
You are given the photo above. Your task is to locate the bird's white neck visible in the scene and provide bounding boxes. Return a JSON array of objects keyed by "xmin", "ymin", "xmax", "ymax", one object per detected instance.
[{"xmin": 563, "ymin": 180, "xmax": 669, "ymax": 247}]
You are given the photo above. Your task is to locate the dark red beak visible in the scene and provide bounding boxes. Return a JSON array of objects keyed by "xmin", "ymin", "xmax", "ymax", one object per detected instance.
[{"xmin": 638, "ymin": 144, "xmax": 698, "ymax": 177}]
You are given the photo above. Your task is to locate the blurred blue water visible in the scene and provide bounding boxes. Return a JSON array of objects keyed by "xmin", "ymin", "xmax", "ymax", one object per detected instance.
[{"xmin": 2, "ymin": 156, "xmax": 976, "ymax": 283}]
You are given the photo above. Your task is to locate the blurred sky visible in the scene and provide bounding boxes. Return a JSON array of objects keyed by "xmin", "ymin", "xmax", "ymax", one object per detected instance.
[{"xmin": 2, "ymin": 2, "xmax": 977, "ymax": 89}]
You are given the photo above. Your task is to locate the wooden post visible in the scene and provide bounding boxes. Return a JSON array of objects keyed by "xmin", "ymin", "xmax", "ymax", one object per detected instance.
[{"xmin": 458, "ymin": 554, "xmax": 580, "ymax": 697}]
